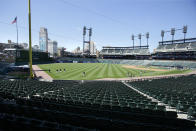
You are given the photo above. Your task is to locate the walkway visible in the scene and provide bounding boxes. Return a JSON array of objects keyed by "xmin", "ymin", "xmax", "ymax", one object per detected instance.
[{"xmin": 32, "ymin": 65, "xmax": 53, "ymax": 81}]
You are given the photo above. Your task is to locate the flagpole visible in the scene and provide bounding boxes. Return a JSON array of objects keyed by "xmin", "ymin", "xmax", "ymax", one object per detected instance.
[
  {"xmin": 28, "ymin": 0, "xmax": 33, "ymax": 78},
  {"xmin": 16, "ymin": 18, "xmax": 18, "ymax": 46}
]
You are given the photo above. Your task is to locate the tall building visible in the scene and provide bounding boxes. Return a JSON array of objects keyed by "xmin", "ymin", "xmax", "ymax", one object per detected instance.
[
  {"xmin": 85, "ymin": 41, "xmax": 96, "ymax": 55},
  {"xmin": 90, "ymin": 41, "xmax": 96, "ymax": 55},
  {"xmin": 57, "ymin": 47, "xmax": 63, "ymax": 57},
  {"xmin": 73, "ymin": 46, "xmax": 82, "ymax": 54},
  {"xmin": 39, "ymin": 27, "xmax": 48, "ymax": 52},
  {"xmin": 48, "ymin": 39, "xmax": 58, "ymax": 57},
  {"xmin": 58, "ymin": 47, "xmax": 68, "ymax": 57}
]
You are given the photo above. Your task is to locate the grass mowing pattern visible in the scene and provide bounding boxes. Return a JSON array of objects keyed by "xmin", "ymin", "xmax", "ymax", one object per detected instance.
[{"xmin": 38, "ymin": 63, "xmax": 191, "ymax": 80}]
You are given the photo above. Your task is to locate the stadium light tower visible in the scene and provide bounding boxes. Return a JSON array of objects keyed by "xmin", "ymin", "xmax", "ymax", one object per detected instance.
[
  {"xmin": 83, "ymin": 26, "xmax": 86, "ymax": 36},
  {"xmin": 171, "ymin": 28, "xmax": 175, "ymax": 44},
  {"xmin": 83, "ymin": 26, "xmax": 86, "ymax": 53},
  {"xmin": 89, "ymin": 28, "xmax": 92, "ymax": 37},
  {"xmin": 161, "ymin": 30, "xmax": 164, "ymax": 45},
  {"xmin": 138, "ymin": 33, "xmax": 142, "ymax": 47},
  {"xmin": 146, "ymin": 32, "xmax": 149, "ymax": 47},
  {"xmin": 89, "ymin": 28, "xmax": 92, "ymax": 54},
  {"xmin": 131, "ymin": 34, "xmax": 134, "ymax": 48},
  {"xmin": 183, "ymin": 25, "xmax": 187, "ymax": 43},
  {"xmin": 82, "ymin": 26, "xmax": 93, "ymax": 55}
]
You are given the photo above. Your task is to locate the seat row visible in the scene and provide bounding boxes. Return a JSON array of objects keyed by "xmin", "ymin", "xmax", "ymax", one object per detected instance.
[{"xmin": 128, "ymin": 75, "xmax": 196, "ymax": 116}]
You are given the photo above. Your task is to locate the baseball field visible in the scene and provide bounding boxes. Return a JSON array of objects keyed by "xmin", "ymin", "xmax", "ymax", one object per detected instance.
[{"xmin": 38, "ymin": 63, "xmax": 191, "ymax": 80}]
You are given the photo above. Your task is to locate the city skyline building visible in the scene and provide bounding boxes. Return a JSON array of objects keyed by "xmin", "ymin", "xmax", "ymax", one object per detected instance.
[
  {"xmin": 85, "ymin": 41, "xmax": 96, "ymax": 55},
  {"xmin": 57, "ymin": 47, "xmax": 63, "ymax": 57},
  {"xmin": 73, "ymin": 46, "xmax": 82, "ymax": 54},
  {"xmin": 48, "ymin": 39, "xmax": 58, "ymax": 57},
  {"xmin": 39, "ymin": 27, "xmax": 48, "ymax": 52}
]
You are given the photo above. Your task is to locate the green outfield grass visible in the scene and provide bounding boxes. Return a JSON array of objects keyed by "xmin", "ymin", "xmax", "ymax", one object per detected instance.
[{"xmin": 38, "ymin": 63, "xmax": 191, "ymax": 80}]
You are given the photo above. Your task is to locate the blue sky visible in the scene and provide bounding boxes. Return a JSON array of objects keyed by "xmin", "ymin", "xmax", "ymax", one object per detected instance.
[{"xmin": 0, "ymin": 0, "xmax": 196, "ymax": 52}]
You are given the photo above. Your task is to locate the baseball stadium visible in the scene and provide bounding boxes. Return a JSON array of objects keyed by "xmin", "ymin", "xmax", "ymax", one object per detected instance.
[
  {"xmin": 1, "ymin": 36, "xmax": 196, "ymax": 130},
  {"xmin": 1, "ymin": 0, "xmax": 196, "ymax": 131}
]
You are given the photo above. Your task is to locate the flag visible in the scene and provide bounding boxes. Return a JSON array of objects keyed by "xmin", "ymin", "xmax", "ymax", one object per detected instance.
[{"xmin": 11, "ymin": 17, "xmax": 17, "ymax": 24}]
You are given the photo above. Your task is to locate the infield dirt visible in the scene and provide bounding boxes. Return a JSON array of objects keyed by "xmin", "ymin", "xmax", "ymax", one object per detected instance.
[{"xmin": 122, "ymin": 65, "xmax": 168, "ymax": 72}]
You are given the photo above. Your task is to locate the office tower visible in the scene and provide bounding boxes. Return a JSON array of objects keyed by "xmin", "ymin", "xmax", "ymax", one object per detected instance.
[
  {"xmin": 48, "ymin": 39, "xmax": 58, "ymax": 57},
  {"xmin": 85, "ymin": 41, "xmax": 96, "ymax": 55},
  {"xmin": 39, "ymin": 27, "xmax": 48, "ymax": 52}
]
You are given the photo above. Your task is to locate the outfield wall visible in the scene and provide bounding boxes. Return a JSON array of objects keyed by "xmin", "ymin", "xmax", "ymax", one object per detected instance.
[
  {"xmin": 58, "ymin": 57, "xmax": 196, "ymax": 69},
  {"xmin": 98, "ymin": 59, "xmax": 196, "ymax": 69}
]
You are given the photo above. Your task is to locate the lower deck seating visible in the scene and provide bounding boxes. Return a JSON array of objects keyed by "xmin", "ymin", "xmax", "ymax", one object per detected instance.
[
  {"xmin": 0, "ymin": 80, "xmax": 195, "ymax": 130},
  {"xmin": 128, "ymin": 75, "xmax": 196, "ymax": 118}
]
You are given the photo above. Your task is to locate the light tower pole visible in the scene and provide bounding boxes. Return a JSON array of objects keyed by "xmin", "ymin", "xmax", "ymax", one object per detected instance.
[
  {"xmin": 131, "ymin": 35, "xmax": 134, "ymax": 49},
  {"xmin": 82, "ymin": 26, "xmax": 93, "ymax": 55},
  {"xmin": 28, "ymin": 0, "xmax": 33, "ymax": 78},
  {"xmin": 146, "ymin": 32, "xmax": 149, "ymax": 47},
  {"xmin": 161, "ymin": 30, "xmax": 164, "ymax": 45},
  {"xmin": 93, "ymin": 42, "xmax": 94, "ymax": 54},
  {"xmin": 89, "ymin": 28, "xmax": 92, "ymax": 55},
  {"xmin": 83, "ymin": 26, "xmax": 86, "ymax": 53},
  {"xmin": 183, "ymin": 25, "xmax": 187, "ymax": 43},
  {"xmin": 171, "ymin": 28, "xmax": 175, "ymax": 44},
  {"xmin": 138, "ymin": 33, "xmax": 142, "ymax": 47}
]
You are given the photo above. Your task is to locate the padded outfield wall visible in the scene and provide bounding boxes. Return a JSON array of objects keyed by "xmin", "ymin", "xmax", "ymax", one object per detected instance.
[
  {"xmin": 58, "ymin": 57, "xmax": 196, "ymax": 69},
  {"xmin": 98, "ymin": 59, "xmax": 196, "ymax": 69}
]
